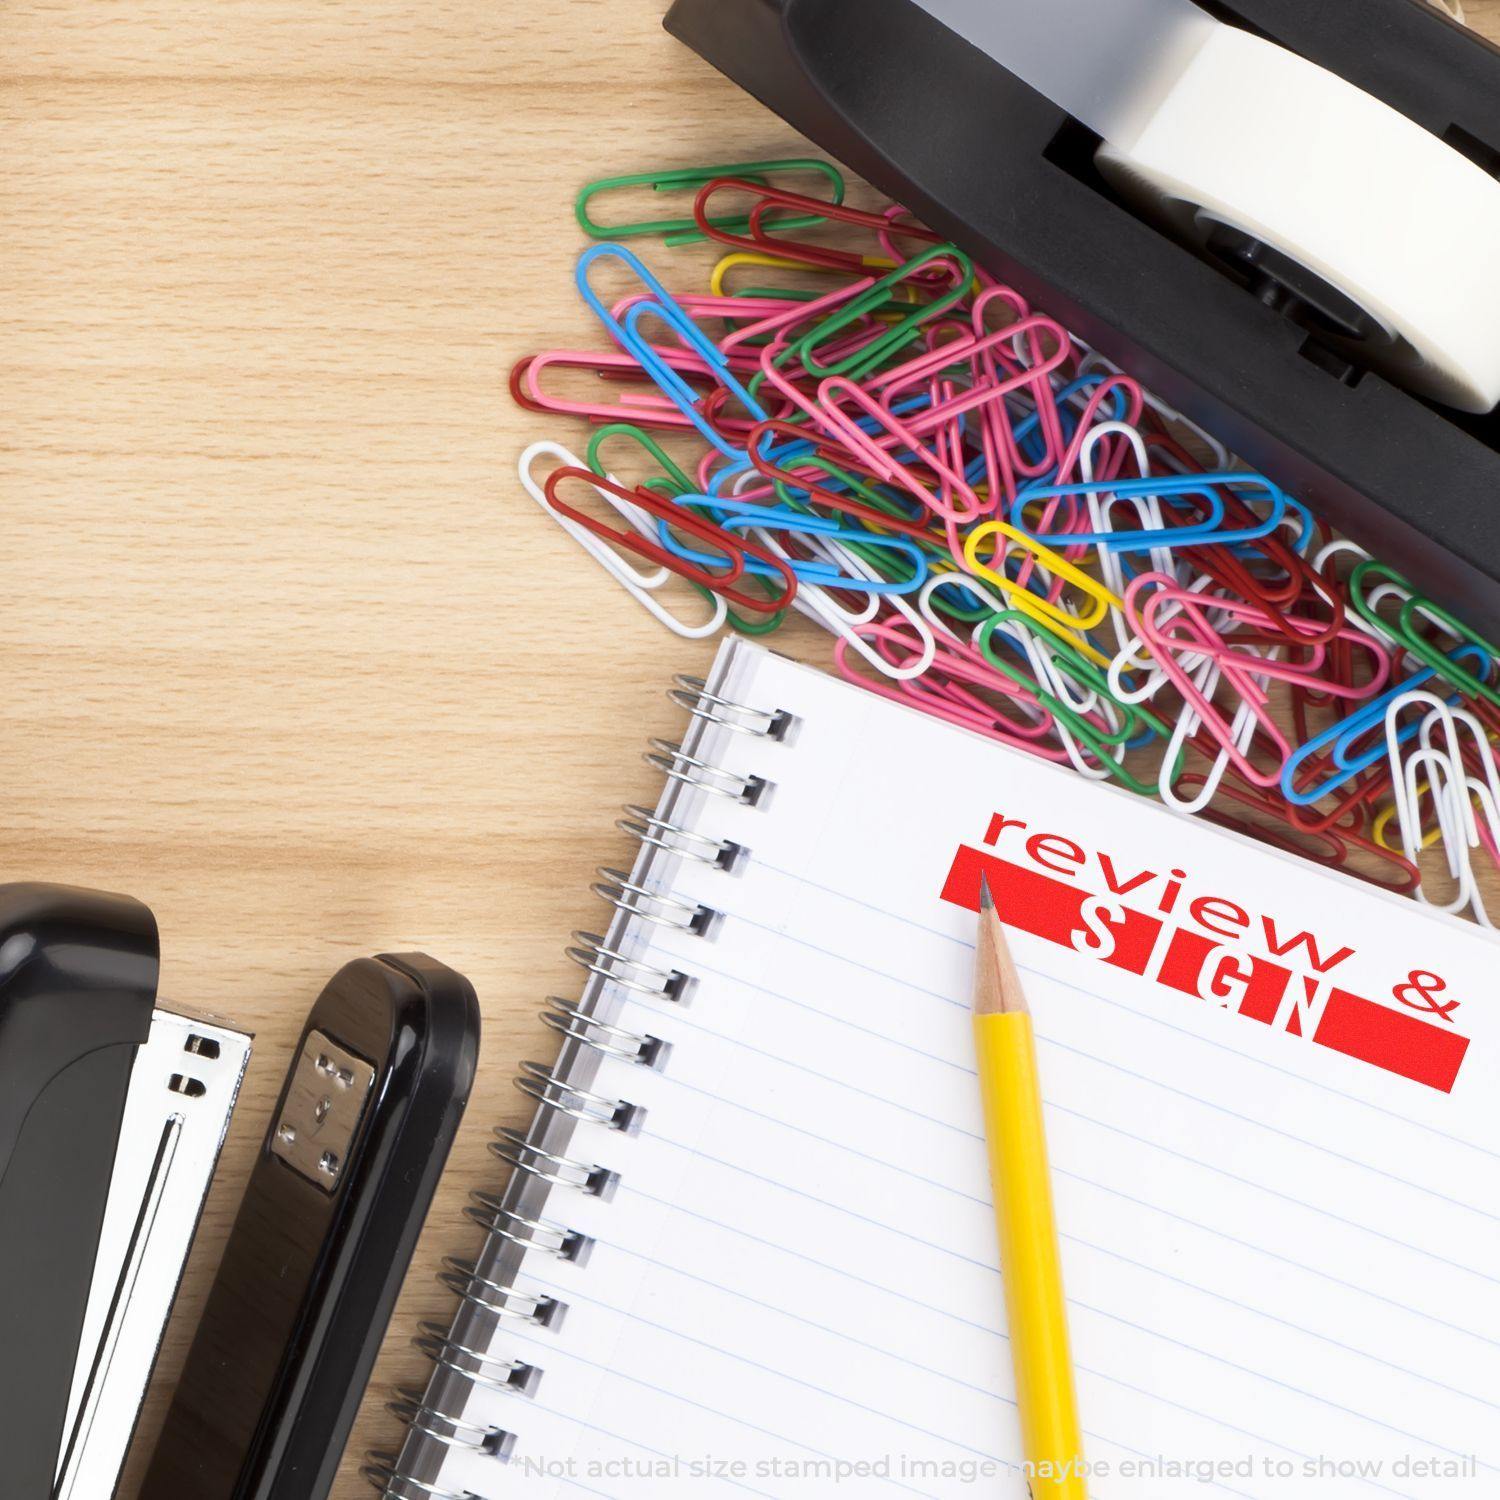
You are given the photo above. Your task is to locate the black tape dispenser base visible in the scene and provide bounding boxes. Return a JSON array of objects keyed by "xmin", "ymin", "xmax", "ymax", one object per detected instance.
[{"xmin": 665, "ymin": 0, "xmax": 1500, "ymax": 636}]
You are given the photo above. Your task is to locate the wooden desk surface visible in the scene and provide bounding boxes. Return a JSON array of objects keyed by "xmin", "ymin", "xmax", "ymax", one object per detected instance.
[{"xmin": 4, "ymin": 3, "xmax": 1498, "ymax": 1495}]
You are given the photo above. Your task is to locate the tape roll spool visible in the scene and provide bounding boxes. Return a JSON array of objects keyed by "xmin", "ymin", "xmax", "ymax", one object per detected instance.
[
  {"xmin": 911, "ymin": 0, "xmax": 1499, "ymax": 411},
  {"xmin": 1094, "ymin": 24, "xmax": 1500, "ymax": 413}
]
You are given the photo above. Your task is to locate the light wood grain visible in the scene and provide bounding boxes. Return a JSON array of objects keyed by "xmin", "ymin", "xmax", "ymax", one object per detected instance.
[{"xmin": 3, "ymin": 4, "xmax": 1498, "ymax": 1496}]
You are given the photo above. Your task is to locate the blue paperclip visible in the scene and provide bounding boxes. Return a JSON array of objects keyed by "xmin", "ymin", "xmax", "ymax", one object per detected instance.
[
  {"xmin": 655, "ymin": 500, "xmax": 929, "ymax": 595},
  {"xmin": 576, "ymin": 243, "xmax": 768, "ymax": 459},
  {"xmin": 702, "ymin": 392, "xmax": 939, "ymax": 499},
  {"xmin": 1279, "ymin": 644, "xmax": 1491, "ymax": 806},
  {"xmin": 1010, "ymin": 472, "xmax": 1292, "ymax": 553}
]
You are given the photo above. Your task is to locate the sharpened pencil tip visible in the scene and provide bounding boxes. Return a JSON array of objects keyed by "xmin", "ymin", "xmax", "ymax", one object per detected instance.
[{"xmin": 973, "ymin": 882, "xmax": 1028, "ymax": 1016}]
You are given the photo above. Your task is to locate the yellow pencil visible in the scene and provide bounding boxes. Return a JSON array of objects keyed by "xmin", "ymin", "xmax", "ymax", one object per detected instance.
[{"xmin": 973, "ymin": 878, "xmax": 1088, "ymax": 1499}]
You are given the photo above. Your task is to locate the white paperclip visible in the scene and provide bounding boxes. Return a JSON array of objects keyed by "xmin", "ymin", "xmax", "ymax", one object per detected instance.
[
  {"xmin": 1157, "ymin": 648, "xmax": 1263, "ymax": 815},
  {"xmin": 916, "ymin": 570, "xmax": 1007, "ymax": 644},
  {"xmin": 1383, "ymin": 691, "xmax": 1500, "ymax": 925},
  {"xmin": 519, "ymin": 440, "xmax": 728, "ymax": 640}
]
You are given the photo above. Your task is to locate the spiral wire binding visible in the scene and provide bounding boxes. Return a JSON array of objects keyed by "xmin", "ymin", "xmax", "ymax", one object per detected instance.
[
  {"xmin": 616, "ymin": 804, "xmax": 743, "ymax": 869},
  {"xmin": 388, "ymin": 1387, "xmax": 519, "ymax": 1462},
  {"xmin": 565, "ymin": 930, "xmax": 695, "ymax": 1002},
  {"xmin": 361, "ymin": 1455, "xmax": 474, "ymax": 1500},
  {"xmin": 489, "ymin": 1125, "xmax": 620, "ymax": 1199},
  {"xmin": 540, "ymin": 996, "xmax": 671, "ymax": 1070},
  {"xmin": 413, "ymin": 1319, "xmax": 542, "ymax": 1397},
  {"xmin": 370, "ymin": 673, "xmax": 787, "ymax": 1497}
]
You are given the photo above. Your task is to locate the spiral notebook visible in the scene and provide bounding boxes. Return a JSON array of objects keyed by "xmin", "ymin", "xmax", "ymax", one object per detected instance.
[{"xmin": 379, "ymin": 638, "xmax": 1500, "ymax": 1500}]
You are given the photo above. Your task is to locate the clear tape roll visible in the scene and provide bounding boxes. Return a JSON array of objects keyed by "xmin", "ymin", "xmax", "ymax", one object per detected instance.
[
  {"xmin": 1096, "ymin": 25, "xmax": 1500, "ymax": 413},
  {"xmin": 912, "ymin": 0, "xmax": 1500, "ymax": 412}
]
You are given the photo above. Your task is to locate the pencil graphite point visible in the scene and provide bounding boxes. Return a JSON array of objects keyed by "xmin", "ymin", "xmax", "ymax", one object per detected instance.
[{"xmin": 973, "ymin": 881, "xmax": 1028, "ymax": 1017}]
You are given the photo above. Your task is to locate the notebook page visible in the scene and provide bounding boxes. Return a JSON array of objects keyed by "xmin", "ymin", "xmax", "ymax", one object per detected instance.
[{"xmin": 438, "ymin": 639, "xmax": 1500, "ymax": 1500}]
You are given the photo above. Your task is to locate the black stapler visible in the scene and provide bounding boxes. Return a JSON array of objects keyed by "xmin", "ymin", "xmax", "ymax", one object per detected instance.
[
  {"xmin": 0, "ymin": 882, "xmax": 249, "ymax": 1500},
  {"xmin": 0, "ymin": 884, "xmax": 158, "ymax": 1497},
  {"xmin": 665, "ymin": 0, "xmax": 1500, "ymax": 635}
]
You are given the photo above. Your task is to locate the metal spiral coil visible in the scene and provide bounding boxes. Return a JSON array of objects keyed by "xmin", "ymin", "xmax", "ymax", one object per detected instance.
[
  {"xmin": 617, "ymin": 803, "xmax": 744, "ymax": 868},
  {"xmin": 438, "ymin": 1256, "xmax": 566, "ymax": 1329},
  {"xmin": 644, "ymin": 738, "xmax": 769, "ymax": 804},
  {"xmin": 566, "ymin": 930, "xmax": 695, "ymax": 1002},
  {"xmin": 388, "ymin": 1387, "xmax": 517, "ymax": 1461},
  {"xmin": 590, "ymin": 866, "xmax": 719, "ymax": 934},
  {"xmin": 514, "ymin": 1059, "xmax": 646, "ymax": 1134},
  {"xmin": 413, "ymin": 1319, "xmax": 542, "ymax": 1398},
  {"xmin": 464, "ymin": 1195, "xmax": 594, "ymax": 1265},
  {"xmin": 378, "ymin": 675, "xmax": 790, "ymax": 1497},
  {"xmin": 490, "ymin": 1126, "xmax": 620, "ymax": 1199},
  {"xmin": 361, "ymin": 1454, "xmax": 473, "ymax": 1500},
  {"xmin": 541, "ymin": 996, "xmax": 670, "ymax": 1070},
  {"xmin": 667, "ymin": 675, "xmax": 793, "ymax": 740}
]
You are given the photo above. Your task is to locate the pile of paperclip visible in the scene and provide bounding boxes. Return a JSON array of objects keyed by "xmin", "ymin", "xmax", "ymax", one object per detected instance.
[{"xmin": 514, "ymin": 160, "xmax": 1500, "ymax": 923}]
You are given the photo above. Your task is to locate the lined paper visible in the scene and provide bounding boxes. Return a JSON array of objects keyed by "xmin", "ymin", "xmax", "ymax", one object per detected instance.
[{"xmin": 437, "ymin": 640, "xmax": 1500, "ymax": 1500}]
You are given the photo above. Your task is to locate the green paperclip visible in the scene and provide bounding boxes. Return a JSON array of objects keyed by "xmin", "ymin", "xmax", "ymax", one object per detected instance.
[
  {"xmin": 587, "ymin": 423, "xmax": 696, "ymax": 498},
  {"xmin": 792, "ymin": 245, "xmax": 974, "ymax": 381},
  {"xmin": 976, "ymin": 611, "xmax": 1175, "ymax": 797},
  {"xmin": 575, "ymin": 160, "xmax": 845, "ymax": 248},
  {"xmin": 724, "ymin": 573, "xmax": 794, "ymax": 636},
  {"xmin": 1350, "ymin": 560, "xmax": 1500, "ymax": 708}
]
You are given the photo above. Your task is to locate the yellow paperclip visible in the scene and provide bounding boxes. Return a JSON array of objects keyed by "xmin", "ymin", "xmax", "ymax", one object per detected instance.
[
  {"xmin": 1372, "ymin": 779, "xmax": 1494, "ymax": 853},
  {"xmin": 963, "ymin": 522, "xmax": 1122, "ymax": 658},
  {"xmin": 928, "ymin": 558, "xmax": 1113, "ymax": 670},
  {"xmin": 1372, "ymin": 792, "xmax": 1443, "ymax": 852},
  {"xmin": 709, "ymin": 250, "xmax": 900, "ymax": 299}
]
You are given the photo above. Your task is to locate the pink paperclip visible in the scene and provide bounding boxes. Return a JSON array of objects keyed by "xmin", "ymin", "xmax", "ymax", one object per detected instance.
[
  {"xmin": 520, "ymin": 347, "xmax": 713, "ymax": 429},
  {"xmin": 834, "ymin": 621, "xmax": 1073, "ymax": 758},
  {"xmin": 816, "ymin": 376, "xmax": 983, "ymax": 523},
  {"xmin": 720, "ymin": 276, "xmax": 878, "ymax": 360},
  {"xmin": 972, "ymin": 286, "xmax": 1071, "ymax": 484},
  {"xmin": 1044, "ymin": 374, "xmax": 1146, "ymax": 501},
  {"xmin": 971, "ymin": 283, "xmax": 1033, "ymax": 332},
  {"xmin": 929, "ymin": 373, "xmax": 972, "ymax": 525},
  {"xmin": 866, "ymin": 318, "xmax": 1071, "ymax": 440},
  {"xmin": 1010, "ymin": 393, "xmax": 1147, "ymax": 571},
  {"xmin": 875, "ymin": 203, "xmax": 951, "ymax": 269},
  {"xmin": 1128, "ymin": 575, "xmax": 1298, "ymax": 786},
  {"xmin": 1140, "ymin": 585, "xmax": 1393, "ymax": 700}
]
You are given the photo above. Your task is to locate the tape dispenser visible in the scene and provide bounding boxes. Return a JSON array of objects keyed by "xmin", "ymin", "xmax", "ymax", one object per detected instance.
[{"xmin": 665, "ymin": 0, "xmax": 1500, "ymax": 635}]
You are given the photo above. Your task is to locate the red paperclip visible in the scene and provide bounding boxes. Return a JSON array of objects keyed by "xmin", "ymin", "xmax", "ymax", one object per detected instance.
[
  {"xmin": 542, "ymin": 467, "xmax": 797, "ymax": 614},
  {"xmin": 692, "ymin": 178, "xmax": 942, "ymax": 272}
]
